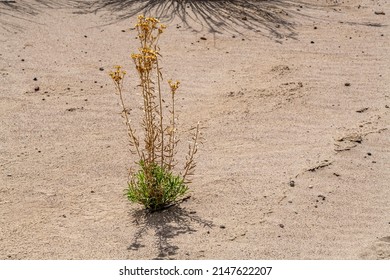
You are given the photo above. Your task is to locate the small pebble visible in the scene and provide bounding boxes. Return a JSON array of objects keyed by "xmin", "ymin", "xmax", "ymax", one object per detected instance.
[
  {"xmin": 34, "ymin": 86, "xmax": 40, "ymax": 92},
  {"xmin": 279, "ymin": 224, "xmax": 285, "ymax": 228},
  {"xmin": 318, "ymin": 195, "xmax": 326, "ymax": 201},
  {"xmin": 367, "ymin": 152, "xmax": 372, "ymax": 156},
  {"xmin": 33, "ymin": 77, "xmax": 37, "ymax": 81},
  {"xmin": 99, "ymin": 67, "xmax": 104, "ymax": 71},
  {"xmin": 220, "ymin": 225, "xmax": 226, "ymax": 229},
  {"xmin": 289, "ymin": 180, "xmax": 295, "ymax": 187},
  {"xmin": 345, "ymin": 82, "xmax": 351, "ymax": 86}
]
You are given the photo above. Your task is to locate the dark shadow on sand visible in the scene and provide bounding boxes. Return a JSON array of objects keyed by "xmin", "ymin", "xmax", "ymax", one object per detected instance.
[
  {"xmin": 72, "ymin": 0, "xmax": 313, "ymax": 40},
  {"xmin": 0, "ymin": 0, "xmax": 69, "ymax": 32},
  {"xmin": 128, "ymin": 205, "xmax": 213, "ymax": 259}
]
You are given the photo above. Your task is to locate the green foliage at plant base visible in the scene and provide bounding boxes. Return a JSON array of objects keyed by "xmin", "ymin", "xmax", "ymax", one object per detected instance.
[{"xmin": 127, "ymin": 161, "xmax": 189, "ymax": 211}]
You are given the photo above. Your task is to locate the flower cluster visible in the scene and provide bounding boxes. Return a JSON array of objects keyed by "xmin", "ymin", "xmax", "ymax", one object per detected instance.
[
  {"xmin": 136, "ymin": 15, "xmax": 166, "ymax": 37},
  {"xmin": 168, "ymin": 80, "xmax": 180, "ymax": 94},
  {"xmin": 109, "ymin": 65, "xmax": 126, "ymax": 83},
  {"xmin": 131, "ymin": 47, "xmax": 158, "ymax": 73}
]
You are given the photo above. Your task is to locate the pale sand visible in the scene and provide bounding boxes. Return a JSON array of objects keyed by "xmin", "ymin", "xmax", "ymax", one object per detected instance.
[{"xmin": 0, "ymin": 0, "xmax": 389, "ymax": 259}]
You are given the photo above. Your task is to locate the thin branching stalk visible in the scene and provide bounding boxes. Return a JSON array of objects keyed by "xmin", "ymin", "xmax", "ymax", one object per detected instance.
[
  {"xmin": 182, "ymin": 122, "xmax": 200, "ymax": 183},
  {"xmin": 156, "ymin": 58, "xmax": 164, "ymax": 168},
  {"xmin": 110, "ymin": 66, "xmax": 142, "ymax": 160}
]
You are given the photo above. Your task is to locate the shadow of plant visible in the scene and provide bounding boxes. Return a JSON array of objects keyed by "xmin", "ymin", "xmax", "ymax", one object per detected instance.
[
  {"xmin": 0, "ymin": 0, "xmax": 69, "ymax": 32},
  {"xmin": 128, "ymin": 205, "xmax": 213, "ymax": 259},
  {"xmin": 74, "ymin": 0, "xmax": 311, "ymax": 40}
]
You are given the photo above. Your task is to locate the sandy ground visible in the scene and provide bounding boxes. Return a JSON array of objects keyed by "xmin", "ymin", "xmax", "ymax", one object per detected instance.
[{"xmin": 0, "ymin": 0, "xmax": 389, "ymax": 259}]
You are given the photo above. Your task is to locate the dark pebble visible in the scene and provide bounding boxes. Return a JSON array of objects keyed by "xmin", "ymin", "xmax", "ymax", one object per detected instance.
[
  {"xmin": 318, "ymin": 195, "xmax": 326, "ymax": 201},
  {"xmin": 62, "ymin": 214, "xmax": 67, "ymax": 218},
  {"xmin": 311, "ymin": 41, "xmax": 314, "ymax": 44},
  {"xmin": 314, "ymin": 26, "xmax": 317, "ymax": 29},
  {"xmin": 356, "ymin": 107, "xmax": 368, "ymax": 113},
  {"xmin": 99, "ymin": 67, "xmax": 104, "ymax": 71},
  {"xmin": 220, "ymin": 225, "xmax": 226, "ymax": 229},
  {"xmin": 21, "ymin": 59, "xmax": 25, "ymax": 62},
  {"xmin": 279, "ymin": 224, "xmax": 285, "ymax": 228},
  {"xmin": 345, "ymin": 82, "xmax": 351, "ymax": 86},
  {"xmin": 84, "ymin": 35, "xmax": 88, "ymax": 38},
  {"xmin": 367, "ymin": 152, "xmax": 372, "ymax": 156},
  {"xmin": 33, "ymin": 77, "xmax": 37, "ymax": 81},
  {"xmin": 200, "ymin": 37, "xmax": 207, "ymax": 40},
  {"xmin": 289, "ymin": 180, "xmax": 295, "ymax": 187},
  {"xmin": 91, "ymin": 190, "xmax": 95, "ymax": 193},
  {"xmin": 34, "ymin": 86, "xmax": 40, "ymax": 92}
]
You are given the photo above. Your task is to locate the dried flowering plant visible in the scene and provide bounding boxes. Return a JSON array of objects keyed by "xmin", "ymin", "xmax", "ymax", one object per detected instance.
[{"xmin": 109, "ymin": 15, "xmax": 201, "ymax": 211}]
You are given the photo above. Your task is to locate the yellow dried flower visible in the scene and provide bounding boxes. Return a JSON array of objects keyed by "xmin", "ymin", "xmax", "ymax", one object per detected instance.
[
  {"xmin": 109, "ymin": 65, "xmax": 126, "ymax": 83},
  {"xmin": 158, "ymin": 24, "xmax": 167, "ymax": 34},
  {"xmin": 168, "ymin": 80, "xmax": 180, "ymax": 94}
]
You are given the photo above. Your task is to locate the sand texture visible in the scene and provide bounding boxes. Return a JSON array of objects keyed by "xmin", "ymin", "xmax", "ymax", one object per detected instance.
[{"xmin": 1, "ymin": 0, "xmax": 389, "ymax": 259}]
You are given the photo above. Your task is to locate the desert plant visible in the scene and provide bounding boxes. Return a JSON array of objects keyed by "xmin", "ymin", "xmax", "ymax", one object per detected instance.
[{"xmin": 109, "ymin": 15, "xmax": 200, "ymax": 211}]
